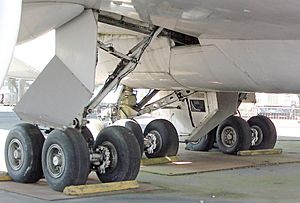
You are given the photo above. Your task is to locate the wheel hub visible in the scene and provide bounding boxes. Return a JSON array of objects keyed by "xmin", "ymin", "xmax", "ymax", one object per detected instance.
[
  {"xmin": 52, "ymin": 154, "xmax": 62, "ymax": 166},
  {"xmin": 95, "ymin": 141, "xmax": 117, "ymax": 174},
  {"xmin": 251, "ymin": 125, "xmax": 263, "ymax": 146},
  {"xmin": 221, "ymin": 126, "xmax": 237, "ymax": 148},
  {"xmin": 8, "ymin": 139, "xmax": 24, "ymax": 170},
  {"xmin": 145, "ymin": 131, "xmax": 161, "ymax": 154},
  {"xmin": 13, "ymin": 149, "xmax": 22, "ymax": 159},
  {"xmin": 46, "ymin": 144, "xmax": 65, "ymax": 178}
]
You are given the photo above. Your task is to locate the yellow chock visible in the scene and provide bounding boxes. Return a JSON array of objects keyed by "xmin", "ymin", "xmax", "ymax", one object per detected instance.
[
  {"xmin": 0, "ymin": 172, "xmax": 11, "ymax": 181},
  {"xmin": 141, "ymin": 156, "xmax": 178, "ymax": 166},
  {"xmin": 63, "ymin": 180, "xmax": 139, "ymax": 196},
  {"xmin": 238, "ymin": 148, "xmax": 283, "ymax": 156}
]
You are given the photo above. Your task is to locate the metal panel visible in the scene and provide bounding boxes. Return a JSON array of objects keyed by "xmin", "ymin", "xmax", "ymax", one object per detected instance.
[
  {"xmin": 56, "ymin": 9, "xmax": 97, "ymax": 92},
  {"xmin": 14, "ymin": 56, "xmax": 92, "ymax": 128},
  {"xmin": 187, "ymin": 92, "xmax": 238, "ymax": 142},
  {"xmin": 18, "ymin": 2, "xmax": 84, "ymax": 43},
  {"xmin": 170, "ymin": 44, "xmax": 258, "ymax": 92}
]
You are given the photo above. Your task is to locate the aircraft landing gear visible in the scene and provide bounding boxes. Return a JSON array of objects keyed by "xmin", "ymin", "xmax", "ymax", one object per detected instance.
[
  {"xmin": 5, "ymin": 14, "xmax": 164, "ymax": 192},
  {"xmin": 92, "ymin": 126, "xmax": 141, "ymax": 183},
  {"xmin": 143, "ymin": 119, "xmax": 179, "ymax": 158},
  {"xmin": 113, "ymin": 119, "xmax": 144, "ymax": 156},
  {"xmin": 185, "ymin": 128, "xmax": 216, "ymax": 151},
  {"xmin": 5, "ymin": 123, "xmax": 44, "ymax": 183},
  {"xmin": 216, "ymin": 116, "xmax": 252, "ymax": 154},
  {"xmin": 6, "ymin": 124, "xmax": 142, "ymax": 192},
  {"xmin": 216, "ymin": 115, "xmax": 277, "ymax": 155},
  {"xmin": 42, "ymin": 128, "xmax": 90, "ymax": 192},
  {"xmin": 113, "ymin": 119, "xmax": 179, "ymax": 158},
  {"xmin": 248, "ymin": 115, "xmax": 277, "ymax": 150}
]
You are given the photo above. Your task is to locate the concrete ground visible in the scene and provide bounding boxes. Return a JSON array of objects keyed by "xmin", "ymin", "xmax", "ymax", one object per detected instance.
[{"xmin": 1, "ymin": 107, "xmax": 300, "ymax": 203}]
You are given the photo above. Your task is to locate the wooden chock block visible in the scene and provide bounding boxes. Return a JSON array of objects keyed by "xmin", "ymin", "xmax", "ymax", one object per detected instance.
[{"xmin": 63, "ymin": 180, "xmax": 139, "ymax": 196}]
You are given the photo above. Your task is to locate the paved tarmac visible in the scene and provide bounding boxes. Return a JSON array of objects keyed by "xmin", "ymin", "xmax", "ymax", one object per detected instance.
[{"xmin": 1, "ymin": 108, "xmax": 300, "ymax": 203}]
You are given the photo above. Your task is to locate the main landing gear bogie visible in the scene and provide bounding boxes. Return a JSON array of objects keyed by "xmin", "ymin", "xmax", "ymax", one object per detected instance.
[
  {"xmin": 216, "ymin": 115, "xmax": 277, "ymax": 155},
  {"xmin": 247, "ymin": 115, "xmax": 277, "ymax": 150},
  {"xmin": 5, "ymin": 123, "xmax": 45, "ymax": 183},
  {"xmin": 216, "ymin": 116, "xmax": 252, "ymax": 154},
  {"xmin": 114, "ymin": 118, "xmax": 180, "ymax": 158},
  {"xmin": 5, "ymin": 123, "xmax": 143, "ymax": 192},
  {"xmin": 143, "ymin": 119, "xmax": 179, "ymax": 158},
  {"xmin": 42, "ymin": 128, "xmax": 90, "ymax": 191},
  {"xmin": 93, "ymin": 126, "xmax": 141, "ymax": 183}
]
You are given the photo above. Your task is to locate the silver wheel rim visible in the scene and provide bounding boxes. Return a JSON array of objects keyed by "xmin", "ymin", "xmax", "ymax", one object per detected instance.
[
  {"xmin": 46, "ymin": 144, "xmax": 65, "ymax": 178},
  {"xmin": 251, "ymin": 125, "xmax": 263, "ymax": 146},
  {"xmin": 221, "ymin": 126, "xmax": 237, "ymax": 148},
  {"xmin": 149, "ymin": 130, "xmax": 162, "ymax": 152},
  {"xmin": 8, "ymin": 138, "xmax": 24, "ymax": 170},
  {"xmin": 101, "ymin": 141, "xmax": 118, "ymax": 170},
  {"xmin": 96, "ymin": 141, "xmax": 118, "ymax": 174}
]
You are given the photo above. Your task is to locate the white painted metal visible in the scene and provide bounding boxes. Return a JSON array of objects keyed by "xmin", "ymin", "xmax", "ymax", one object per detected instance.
[
  {"xmin": 18, "ymin": 2, "xmax": 84, "ymax": 43},
  {"xmin": 20, "ymin": 0, "xmax": 300, "ymax": 40},
  {"xmin": 14, "ymin": 9, "xmax": 98, "ymax": 128},
  {"xmin": 172, "ymin": 39, "xmax": 300, "ymax": 93},
  {"xmin": 152, "ymin": 91, "xmax": 208, "ymax": 135},
  {"xmin": 187, "ymin": 92, "xmax": 238, "ymax": 142},
  {"xmin": 14, "ymin": 56, "xmax": 93, "ymax": 128},
  {"xmin": 97, "ymin": 35, "xmax": 300, "ymax": 94},
  {"xmin": 0, "ymin": 0, "xmax": 22, "ymax": 89},
  {"xmin": 98, "ymin": 0, "xmax": 300, "ymax": 40},
  {"xmin": 56, "ymin": 9, "xmax": 97, "ymax": 92},
  {"xmin": 152, "ymin": 91, "xmax": 239, "ymax": 141},
  {"xmin": 96, "ymin": 36, "xmax": 174, "ymax": 86},
  {"xmin": 87, "ymin": 27, "xmax": 163, "ymax": 111},
  {"xmin": 12, "ymin": 0, "xmax": 300, "ymax": 95}
]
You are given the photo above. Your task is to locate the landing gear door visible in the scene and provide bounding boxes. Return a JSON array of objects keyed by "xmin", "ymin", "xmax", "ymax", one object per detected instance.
[
  {"xmin": 14, "ymin": 9, "xmax": 97, "ymax": 128},
  {"xmin": 14, "ymin": 56, "xmax": 92, "ymax": 128}
]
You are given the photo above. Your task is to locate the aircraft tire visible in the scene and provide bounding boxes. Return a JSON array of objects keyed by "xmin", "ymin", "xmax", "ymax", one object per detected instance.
[
  {"xmin": 124, "ymin": 120, "xmax": 144, "ymax": 156},
  {"xmin": 144, "ymin": 119, "xmax": 179, "ymax": 158},
  {"xmin": 81, "ymin": 126, "xmax": 95, "ymax": 146},
  {"xmin": 42, "ymin": 128, "xmax": 90, "ymax": 192},
  {"xmin": 185, "ymin": 128, "xmax": 216, "ymax": 151},
  {"xmin": 94, "ymin": 126, "xmax": 141, "ymax": 182},
  {"xmin": 216, "ymin": 116, "xmax": 252, "ymax": 154},
  {"xmin": 248, "ymin": 115, "xmax": 277, "ymax": 150},
  {"xmin": 5, "ymin": 123, "xmax": 44, "ymax": 183}
]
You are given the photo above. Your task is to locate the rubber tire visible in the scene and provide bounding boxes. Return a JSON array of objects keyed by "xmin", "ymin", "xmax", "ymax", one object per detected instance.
[
  {"xmin": 185, "ymin": 128, "xmax": 216, "ymax": 151},
  {"xmin": 94, "ymin": 126, "xmax": 141, "ymax": 183},
  {"xmin": 144, "ymin": 119, "xmax": 179, "ymax": 158},
  {"xmin": 124, "ymin": 120, "xmax": 144, "ymax": 156},
  {"xmin": 81, "ymin": 126, "xmax": 95, "ymax": 146},
  {"xmin": 248, "ymin": 115, "xmax": 277, "ymax": 150},
  {"xmin": 216, "ymin": 116, "xmax": 252, "ymax": 154},
  {"xmin": 5, "ymin": 123, "xmax": 45, "ymax": 183},
  {"xmin": 42, "ymin": 128, "xmax": 90, "ymax": 192}
]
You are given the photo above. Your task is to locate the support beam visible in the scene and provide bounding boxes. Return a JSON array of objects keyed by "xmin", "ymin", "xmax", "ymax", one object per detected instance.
[
  {"xmin": 187, "ymin": 92, "xmax": 239, "ymax": 142},
  {"xmin": 85, "ymin": 27, "xmax": 163, "ymax": 115}
]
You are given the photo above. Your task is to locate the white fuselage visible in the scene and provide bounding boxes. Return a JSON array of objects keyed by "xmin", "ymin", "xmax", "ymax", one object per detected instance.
[{"xmin": 17, "ymin": 0, "xmax": 300, "ymax": 93}]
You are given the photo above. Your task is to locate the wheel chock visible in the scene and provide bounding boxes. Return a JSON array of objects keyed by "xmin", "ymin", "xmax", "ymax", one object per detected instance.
[
  {"xmin": 0, "ymin": 172, "xmax": 11, "ymax": 181},
  {"xmin": 141, "ymin": 156, "xmax": 178, "ymax": 166},
  {"xmin": 237, "ymin": 148, "xmax": 283, "ymax": 156},
  {"xmin": 63, "ymin": 180, "xmax": 139, "ymax": 196}
]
